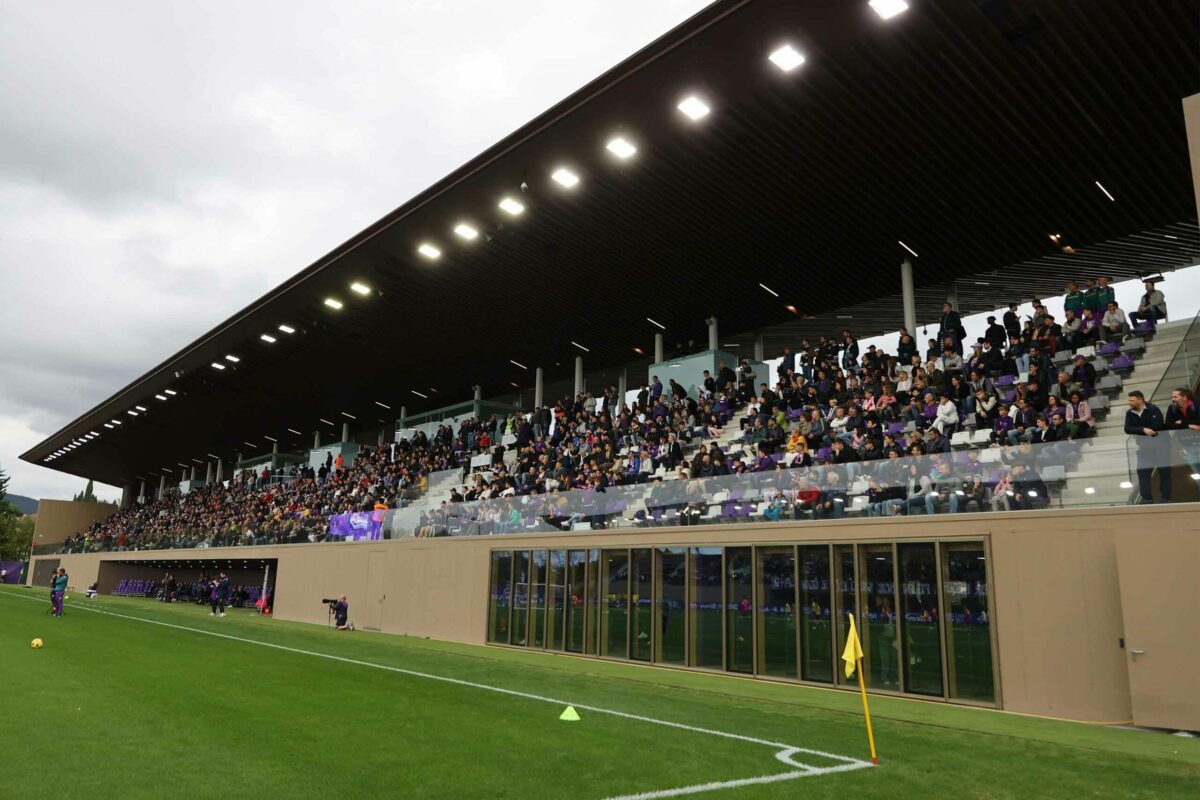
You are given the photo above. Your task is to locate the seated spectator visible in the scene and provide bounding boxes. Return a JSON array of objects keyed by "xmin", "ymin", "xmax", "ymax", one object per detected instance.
[
  {"xmin": 1064, "ymin": 391, "xmax": 1093, "ymax": 440},
  {"xmin": 1128, "ymin": 280, "xmax": 1166, "ymax": 328},
  {"xmin": 1070, "ymin": 354, "xmax": 1097, "ymax": 397},
  {"xmin": 1102, "ymin": 301, "xmax": 1128, "ymax": 340},
  {"xmin": 1060, "ymin": 310, "xmax": 1082, "ymax": 351}
]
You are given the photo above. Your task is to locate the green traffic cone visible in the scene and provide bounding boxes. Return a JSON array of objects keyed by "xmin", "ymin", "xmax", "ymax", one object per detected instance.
[{"xmin": 559, "ymin": 706, "xmax": 581, "ymax": 721}]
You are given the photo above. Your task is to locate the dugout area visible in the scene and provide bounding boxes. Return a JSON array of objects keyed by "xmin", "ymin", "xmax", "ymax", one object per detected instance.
[{"xmin": 94, "ymin": 557, "xmax": 277, "ymax": 608}]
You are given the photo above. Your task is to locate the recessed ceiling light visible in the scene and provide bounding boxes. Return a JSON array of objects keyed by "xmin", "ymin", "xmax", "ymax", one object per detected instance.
[
  {"xmin": 633, "ymin": 347, "xmax": 645, "ymax": 355},
  {"xmin": 551, "ymin": 168, "xmax": 579, "ymax": 188},
  {"xmin": 411, "ymin": 390, "xmax": 428, "ymax": 399},
  {"xmin": 418, "ymin": 243, "xmax": 441, "ymax": 260},
  {"xmin": 287, "ymin": 428, "xmax": 302, "ymax": 435},
  {"xmin": 498, "ymin": 197, "xmax": 525, "ymax": 216},
  {"xmin": 243, "ymin": 441, "xmax": 257, "ymax": 449},
  {"xmin": 677, "ymin": 95, "xmax": 710, "ymax": 120},
  {"xmin": 207, "ymin": 453, "xmax": 221, "ymax": 459},
  {"xmin": 768, "ymin": 44, "xmax": 806, "ymax": 72},
  {"xmin": 260, "ymin": 333, "xmax": 277, "ymax": 343},
  {"xmin": 324, "ymin": 298, "xmax": 344, "ymax": 310},
  {"xmin": 211, "ymin": 362, "xmax": 226, "ymax": 370},
  {"xmin": 111, "ymin": 419, "xmax": 122, "ymax": 425},
  {"xmin": 163, "ymin": 389, "xmax": 177, "ymax": 395},
  {"xmin": 759, "ymin": 283, "xmax": 779, "ymax": 297},
  {"xmin": 899, "ymin": 241, "xmax": 920, "ymax": 258},
  {"xmin": 104, "ymin": 423, "xmax": 113, "ymax": 429},
  {"xmin": 264, "ymin": 435, "xmax": 277, "ymax": 442},
  {"xmin": 606, "ymin": 137, "xmax": 637, "ymax": 159},
  {"xmin": 155, "ymin": 394, "xmax": 167, "ymax": 400},
  {"xmin": 135, "ymin": 406, "xmax": 147, "ymax": 412},
  {"xmin": 571, "ymin": 341, "xmax": 590, "ymax": 352},
  {"xmin": 454, "ymin": 223, "xmax": 479, "ymax": 240},
  {"xmin": 350, "ymin": 282, "xmax": 370, "ymax": 295},
  {"xmin": 646, "ymin": 317, "xmax": 666, "ymax": 330},
  {"xmin": 375, "ymin": 401, "xmax": 391, "ymax": 410},
  {"xmin": 1094, "ymin": 180, "xmax": 1116, "ymax": 202},
  {"xmin": 128, "ymin": 410, "xmax": 139, "ymax": 416},
  {"xmin": 225, "ymin": 354, "xmax": 240, "ymax": 363},
  {"xmin": 319, "ymin": 418, "xmax": 334, "ymax": 426},
  {"xmin": 785, "ymin": 305, "xmax": 799, "ymax": 314},
  {"xmin": 341, "ymin": 411, "xmax": 356, "ymax": 419},
  {"xmin": 509, "ymin": 359, "xmax": 528, "ymax": 370},
  {"xmin": 869, "ymin": 0, "xmax": 910, "ymax": 20}
]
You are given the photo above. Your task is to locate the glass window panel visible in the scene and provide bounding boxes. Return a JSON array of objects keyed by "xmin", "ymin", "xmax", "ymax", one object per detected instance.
[
  {"xmin": 942, "ymin": 543, "xmax": 995, "ymax": 703},
  {"xmin": 487, "ymin": 551, "xmax": 513, "ymax": 644},
  {"xmin": 859, "ymin": 544, "xmax": 900, "ymax": 691},
  {"xmin": 565, "ymin": 550, "xmax": 586, "ymax": 653},
  {"xmin": 511, "ymin": 551, "xmax": 530, "ymax": 646},
  {"xmin": 833, "ymin": 544, "xmax": 857, "ymax": 686},
  {"xmin": 531, "ymin": 550, "xmax": 547, "ymax": 649},
  {"xmin": 899, "ymin": 543, "xmax": 943, "ymax": 696},
  {"xmin": 757, "ymin": 546, "xmax": 797, "ymax": 679},
  {"xmin": 726, "ymin": 547, "xmax": 754, "ymax": 674},
  {"xmin": 799, "ymin": 545, "xmax": 833, "ymax": 683},
  {"xmin": 631, "ymin": 549, "xmax": 653, "ymax": 662},
  {"xmin": 602, "ymin": 550, "xmax": 630, "ymax": 659},
  {"xmin": 656, "ymin": 548, "xmax": 687, "ymax": 665},
  {"xmin": 548, "ymin": 550, "xmax": 566, "ymax": 651},
  {"xmin": 585, "ymin": 549, "xmax": 600, "ymax": 655},
  {"xmin": 690, "ymin": 547, "xmax": 724, "ymax": 669}
]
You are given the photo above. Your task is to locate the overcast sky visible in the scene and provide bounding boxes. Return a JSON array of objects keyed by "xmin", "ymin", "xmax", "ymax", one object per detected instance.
[{"xmin": 0, "ymin": 0, "xmax": 713, "ymax": 502}]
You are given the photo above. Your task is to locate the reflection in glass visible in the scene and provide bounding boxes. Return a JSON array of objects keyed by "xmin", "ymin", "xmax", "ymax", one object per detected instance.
[
  {"xmin": 859, "ymin": 545, "xmax": 900, "ymax": 691},
  {"xmin": 565, "ymin": 550, "xmax": 586, "ymax": 653},
  {"xmin": 602, "ymin": 550, "xmax": 630, "ymax": 658},
  {"xmin": 548, "ymin": 550, "xmax": 565, "ymax": 651},
  {"xmin": 757, "ymin": 547, "xmax": 797, "ymax": 678},
  {"xmin": 690, "ymin": 547, "xmax": 724, "ymax": 669},
  {"xmin": 833, "ymin": 544, "xmax": 857, "ymax": 686},
  {"xmin": 942, "ymin": 544, "xmax": 995, "ymax": 702},
  {"xmin": 656, "ymin": 548, "xmax": 687, "ymax": 665},
  {"xmin": 631, "ymin": 549, "xmax": 653, "ymax": 662},
  {"xmin": 511, "ymin": 551, "xmax": 530, "ymax": 646},
  {"xmin": 488, "ymin": 550, "xmax": 512, "ymax": 644},
  {"xmin": 898, "ymin": 543, "xmax": 942, "ymax": 696},
  {"xmin": 798, "ymin": 545, "xmax": 833, "ymax": 683},
  {"xmin": 585, "ymin": 549, "xmax": 600, "ymax": 655},
  {"xmin": 726, "ymin": 548, "xmax": 754, "ymax": 674},
  {"xmin": 531, "ymin": 550, "xmax": 547, "ymax": 649}
]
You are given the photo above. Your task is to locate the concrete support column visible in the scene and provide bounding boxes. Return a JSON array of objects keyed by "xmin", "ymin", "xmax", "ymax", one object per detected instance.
[
  {"xmin": 158, "ymin": 474, "xmax": 166, "ymax": 498},
  {"xmin": 215, "ymin": 460, "xmax": 223, "ymax": 484},
  {"xmin": 121, "ymin": 483, "xmax": 135, "ymax": 509},
  {"xmin": 341, "ymin": 422, "xmax": 350, "ymax": 443},
  {"xmin": 377, "ymin": 428, "xmax": 385, "ymax": 446},
  {"xmin": 901, "ymin": 257, "xmax": 917, "ymax": 336},
  {"xmin": 753, "ymin": 333, "xmax": 765, "ymax": 363},
  {"xmin": 574, "ymin": 356, "xmax": 584, "ymax": 396},
  {"xmin": 271, "ymin": 441, "xmax": 280, "ymax": 469},
  {"xmin": 945, "ymin": 280, "xmax": 959, "ymax": 312},
  {"xmin": 313, "ymin": 431, "xmax": 321, "ymax": 450},
  {"xmin": 706, "ymin": 316, "xmax": 718, "ymax": 351},
  {"xmin": 472, "ymin": 384, "xmax": 482, "ymax": 418},
  {"xmin": 399, "ymin": 406, "xmax": 407, "ymax": 426},
  {"xmin": 617, "ymin": 368, "xmax": 628, "ymax": 409},
  {"xmin": 138, "ymin": 479, "xmax": 146, "ymax": 504},
  {"xmin": 534, "ymin": 367, "xmax": 544, "ymax": 409},
  {"xmin": 654, "ymin": 333, "xmax": 664, "ymax": 364},
  {"xmin": 189, "ymin": 466, "xmax": 197, "ymax": 481},
  {"xmin": 205, "ymin": 462, "xmax": 214, "ymax": 483}
]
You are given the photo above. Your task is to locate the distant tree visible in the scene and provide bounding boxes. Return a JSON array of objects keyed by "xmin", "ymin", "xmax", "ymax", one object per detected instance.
[
  {"xmin": 0, "ymin": 464, "xmax": 19, "ymax": 518},
  {"xmin": 0, "ymin": 514, "xmax": 34, "ymax": 561},
  {"xmin": 73, "ymin": 479, "xmax": 97, "ymax": 503}
]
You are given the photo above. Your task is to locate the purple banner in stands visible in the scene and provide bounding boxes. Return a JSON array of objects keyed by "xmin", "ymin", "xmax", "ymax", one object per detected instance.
[
  {"xmin": 328, "ymin": 511, "xmax": 383, "ymax": 541},
  {"xmin": 0, "ymin": 561, "xmax": 23, "ymax": 583}
]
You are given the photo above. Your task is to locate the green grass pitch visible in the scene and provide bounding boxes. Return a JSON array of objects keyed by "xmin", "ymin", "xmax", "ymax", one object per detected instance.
[{"xmin": 2, "ymin": 587, "xmax": 1197, "ymax": 799}]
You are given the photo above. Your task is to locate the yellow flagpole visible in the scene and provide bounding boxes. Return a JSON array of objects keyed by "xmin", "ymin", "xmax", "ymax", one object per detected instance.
[{"xmin": 855, "ymin": 655, "xmax": 878, "ymax": 765}]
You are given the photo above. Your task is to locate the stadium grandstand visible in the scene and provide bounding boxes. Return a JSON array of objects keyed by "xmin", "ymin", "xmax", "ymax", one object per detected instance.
[{"xmin": 16, "ymin": 0, "xmax": 1200, "ymax": 740}]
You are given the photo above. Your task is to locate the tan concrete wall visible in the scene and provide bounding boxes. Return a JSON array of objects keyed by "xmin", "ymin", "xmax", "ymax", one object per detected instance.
[
  {"xmin": 30, "ymin": 505, "xmax": 1199, "ymax": 726},
  {"xmin": 1184, "ymin": 93, "xmax": 1200, "ymax": 223},
  {"xmin": 32, "ymin": 499, "xmax": 116, "ymax": 548}
]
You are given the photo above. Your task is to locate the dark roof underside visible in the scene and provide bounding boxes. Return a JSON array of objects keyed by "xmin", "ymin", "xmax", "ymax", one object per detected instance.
[{"xmin": 24, "ymin": 0, "xmax": 1200, "ymax": 486}]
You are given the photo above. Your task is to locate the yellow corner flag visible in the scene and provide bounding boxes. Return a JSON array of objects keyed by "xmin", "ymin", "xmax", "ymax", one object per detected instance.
[{"xmin": 842, "ymin": 613, "xmax": 878, "ymax": 765}]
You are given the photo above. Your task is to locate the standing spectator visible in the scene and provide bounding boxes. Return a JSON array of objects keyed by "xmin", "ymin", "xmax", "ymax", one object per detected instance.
[
  {"xmin": 938, "ymin": 302, "xmax": 965, "ymax": 356},
  {"xmin": 984, "ymin": 316, "xmax": 1007, "ymax": 350},
  {"xmin": 1128, "ymin": 280, "xmax": 1167, "ymax": 329},
  {"xmin": 1124, "ymin": 390, "xmax": 1169, "ymax": 503},
  {"xmin": 1002, "ymin": 302, "xmax": 1022, "ymax": 341},
  {"xmin": 1164, "ymin": 388, "xmax": 1200, "ymax": 475},
  {"xmin": 1063, "ymin": 281, "xmax": 1085, "ymax": 318}
]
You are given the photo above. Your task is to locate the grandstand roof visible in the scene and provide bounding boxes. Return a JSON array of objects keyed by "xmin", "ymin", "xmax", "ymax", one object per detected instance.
[{"xmin": 23, "ymin": 0, "xmax": 1200, "ymax": 487}]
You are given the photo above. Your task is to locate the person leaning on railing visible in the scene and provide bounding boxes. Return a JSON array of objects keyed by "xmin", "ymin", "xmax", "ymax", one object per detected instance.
[
  {"xmin": 1124, "ymin": 390, "xmax": 1169, "ymax": 503},
  {"xmin": 1165, "ymin": 388, "xmax": 1200, "ymax": 475}
]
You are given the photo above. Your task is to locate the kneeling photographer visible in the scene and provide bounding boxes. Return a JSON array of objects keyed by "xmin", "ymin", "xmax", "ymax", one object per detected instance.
[{"xmin": 324, "ymin": 594, "xmax": 353, "ymax": 631}]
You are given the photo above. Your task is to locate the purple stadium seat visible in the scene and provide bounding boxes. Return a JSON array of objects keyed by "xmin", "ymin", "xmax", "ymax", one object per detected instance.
[
  {"xmin": 1098, "ymin": 341, "xmax": 1120, "ymax": 357},
  {"xmin": 1132, "ymin": 320, "xmax": 1156, "ymax": 336},
  {"xmin": 1110, "ymin": 355, "xmax": 1134, "ymax": 373}
]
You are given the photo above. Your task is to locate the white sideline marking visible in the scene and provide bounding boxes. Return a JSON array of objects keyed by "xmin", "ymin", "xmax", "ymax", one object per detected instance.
[{"xmin": 1, "ymin": 590, "xmax": 872, "ymax": 797}]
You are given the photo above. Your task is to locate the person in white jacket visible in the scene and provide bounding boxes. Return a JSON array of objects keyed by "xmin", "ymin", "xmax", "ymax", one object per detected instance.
[{"xmin": 934, "ymin": 393, "xmax": 960, "ymax": 435}]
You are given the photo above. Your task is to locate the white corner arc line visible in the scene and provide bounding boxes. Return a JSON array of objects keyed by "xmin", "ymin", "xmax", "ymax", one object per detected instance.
[{"xmin": 1, "ymin": 592, "xmax": 873, "ymax": 797}]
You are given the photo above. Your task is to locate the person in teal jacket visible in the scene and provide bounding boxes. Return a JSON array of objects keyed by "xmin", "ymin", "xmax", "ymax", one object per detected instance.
[{"xmin": 51, "ymin": 567, "xmax": 68, "ymax": 617}]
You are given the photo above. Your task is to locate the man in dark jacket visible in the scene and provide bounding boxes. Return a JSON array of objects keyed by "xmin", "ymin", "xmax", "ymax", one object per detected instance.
[
  {"xmin": 938, "ymin": 302, "xmax": 965, "ymax": 356},
  {"xmin": 1003, "ymin": 302, "xmax": 1022, "ymax": 340},
  {"xmin": 984, "ymin": 316, "xmax": 1007, "ymax": 350},
  {"xmin": 1124, "ymin": 390, "xmax": 1169, "ymax": 502}
]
